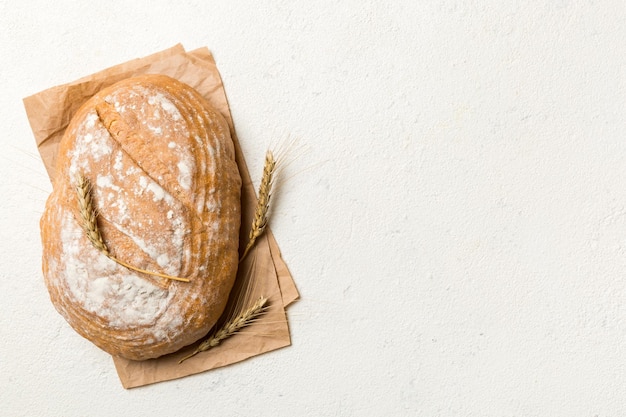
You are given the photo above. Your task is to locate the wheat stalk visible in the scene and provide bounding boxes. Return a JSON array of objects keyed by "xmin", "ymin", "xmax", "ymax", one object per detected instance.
[
  {"xmin": 240, "ymin": 150, "xmax": 276, "ymax": 261},
  {"xmin": 74, "ymin": 173, "xmax": 190, "ymax": 283},
  {"xmin": 75, "ymin": 174, "xmax": 110, "ymax": 256},
  {"xmin": 179, "ymin": 296, "xmax": 269, "ymax": 363}
]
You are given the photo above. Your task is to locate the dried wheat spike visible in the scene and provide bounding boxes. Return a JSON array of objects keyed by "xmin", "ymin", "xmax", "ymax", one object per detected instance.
[
  {"xmin": 74, "ymin": 173, "xmax": 190, "ymax": 283},
  {"xmin": 240, "ymin": 150, "xmax": 276, "ymax": 261},
  {"xmin": 75, "ymin": 174, "xmax": 110, "ymax": 257},
  {"xmin": 178, "ymin": 296, "xmax": 269, "ymax": 363}
]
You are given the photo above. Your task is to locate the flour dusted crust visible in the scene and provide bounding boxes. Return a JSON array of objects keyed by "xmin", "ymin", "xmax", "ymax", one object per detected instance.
[{"xmin": 40, "ymin": 74, "xmax": 241, "ymax": 360}]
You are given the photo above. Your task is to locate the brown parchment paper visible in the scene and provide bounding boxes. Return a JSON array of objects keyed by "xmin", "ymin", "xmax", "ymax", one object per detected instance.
[{"xmin": 23, "ymin": 44, "xmax": 299, "ymax": 389}]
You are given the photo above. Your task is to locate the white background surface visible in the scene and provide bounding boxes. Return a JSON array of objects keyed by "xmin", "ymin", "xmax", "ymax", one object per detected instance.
[{"xmin": 1, "ymin": 1, "xmax": 625, "ymax": 415}]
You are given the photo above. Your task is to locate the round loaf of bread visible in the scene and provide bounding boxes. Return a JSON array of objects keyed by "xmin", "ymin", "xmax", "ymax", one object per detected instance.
[{"xmin": 40, "ymin": 74, "xmax": 241, "ymax": 360}]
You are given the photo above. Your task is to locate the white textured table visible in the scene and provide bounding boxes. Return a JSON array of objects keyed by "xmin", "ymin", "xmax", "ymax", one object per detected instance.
[{"xmin": 1, "ymin": 1, "xmax": 625, "ymax": 415}]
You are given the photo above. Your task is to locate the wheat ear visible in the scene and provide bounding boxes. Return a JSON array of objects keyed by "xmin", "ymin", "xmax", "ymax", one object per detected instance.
[
  {"xmin": 75, "ymin": 174, "xmax": 110, "ymax": 256},
  {"xmin": 240, "ymin": 150, "xmax": 276, "ymax": 261},
  {"xmin": 179, "ymin": 296, "xmax": 269, "ymax": 363},
  {"xmin": 74, "ymin": 173, "xmax": 190, "ymax": 283}
]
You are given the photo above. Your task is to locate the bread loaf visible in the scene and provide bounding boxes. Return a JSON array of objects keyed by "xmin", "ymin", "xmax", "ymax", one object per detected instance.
[{"xmin": 40, "ymin": 74, "xmax": 242, "ymax": 360}]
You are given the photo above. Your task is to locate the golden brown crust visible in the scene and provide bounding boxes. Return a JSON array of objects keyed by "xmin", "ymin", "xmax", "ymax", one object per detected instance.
[{"xmin": 40, "ymin": 74, "xmax": 241, "ymax": 360}]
